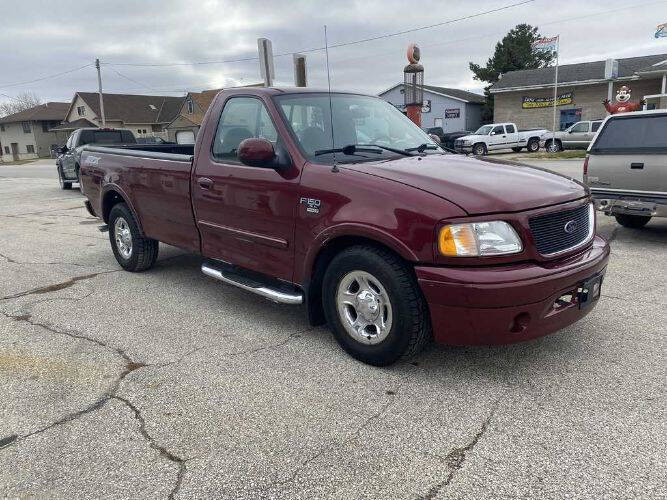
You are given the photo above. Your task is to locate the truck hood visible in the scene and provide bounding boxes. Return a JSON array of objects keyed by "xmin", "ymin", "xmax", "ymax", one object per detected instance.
[
  {"xmin": 457, "ymin": 134, "xmax": 485, "ymax": 142},
  {"xmin": 343, "ymin": 154, "xmax": 586, "ymax": 215}
]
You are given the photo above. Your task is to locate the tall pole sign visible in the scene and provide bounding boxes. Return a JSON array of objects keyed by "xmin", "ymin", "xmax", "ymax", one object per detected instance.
[
  {"xmin": 257, "ymin": 38, "xmax": 275, "ymax": 87},
  {"xmin": 533, "ymin": 36, "xmax": 559, "ymax": 150},
  {"xmin": 403, "ymin": 43, "xmax": 424, "ymax": 127}
]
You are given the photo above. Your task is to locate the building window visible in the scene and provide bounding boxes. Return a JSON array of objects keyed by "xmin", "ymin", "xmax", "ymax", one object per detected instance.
[
  {"xmin": 26, "ymin": 145, "xmax": 35, "ymax": 154},
  {"xmin": 3, "ymin": 146, "xmax": 9, "ymax": 154},
  {"xmin": 42, "ymin": 122, "xmax": 50, "ymax": 133},
  {"xmin": 77, "ymin": 106, "xmax": 86, "ymax": 117},
  {"xmin": 152, "ymin": 124, "xmax": 163, "ymax": 132},
  {"xmin": 0, "ymin": 124, "xmax": 5, "ymax": 132},
  {"xmin": 22, "ymin": 122, "xmax": 31, "ymax": 133},
  {"xmin": 186, "ymin": 98, "xmax": 194, "ymax": 114}
]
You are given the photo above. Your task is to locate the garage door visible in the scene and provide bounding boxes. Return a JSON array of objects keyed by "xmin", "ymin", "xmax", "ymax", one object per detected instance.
[{"xmin": 176, "ymin": 130, "xmax": 195, "ymax": 144}]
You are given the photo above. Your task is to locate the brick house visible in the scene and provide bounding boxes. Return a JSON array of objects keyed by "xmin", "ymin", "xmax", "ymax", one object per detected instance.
[
  {"xmin": 0, "ymin": 102, "xmax": 69, "ymax": 161},
  {"xmin": 58, "ymin": 92, "xmax": 184, "ymax": 140},
  {"xmin": 490, "ymin": 53, "xmax": 667, "ymax": 131}
]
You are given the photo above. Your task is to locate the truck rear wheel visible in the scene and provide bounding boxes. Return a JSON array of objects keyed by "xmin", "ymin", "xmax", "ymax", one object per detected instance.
[
  {"xmin": 615, "ymin": 214, "xmax": 651, "ymax": 228},
  {"xmin": 108, "ymin": 203, "xmax": 159, "ymax": 272},
  {"xmin": 322, "ymin": 245, "xmax": 431, "ymax": 366}
]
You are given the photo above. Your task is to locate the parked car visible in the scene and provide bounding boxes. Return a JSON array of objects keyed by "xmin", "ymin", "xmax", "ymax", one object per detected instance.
[
  {"xmin": 540, "ymin": 120, "xmax": 603, "ymax": 152},
  {"xmin": 57, "ymin": 128, "xmax": 136, "ymax": 190},
  {"xmin": 424, "ymin": 127, "xmax": 473, "ymax": 151},
  {"xmin": 80, "ymin": 87, "xmax": 609, "ymax": 366},
  {"xmin": 454, "ymin": 123, "xmax": 548, "ymax": 155},
  {"xmin": 585, "ymin": 110, "xmax": 667, "ymax": 228}
]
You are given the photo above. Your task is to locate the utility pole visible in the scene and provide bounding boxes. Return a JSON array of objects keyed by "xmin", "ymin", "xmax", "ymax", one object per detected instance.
[
  {"xmin": 95, "ymin": 58, "xmax": 106, "ymax": 127},
  {"xmin": 257, "ymin": 39, "xmax": 275, "ymax": 87}
]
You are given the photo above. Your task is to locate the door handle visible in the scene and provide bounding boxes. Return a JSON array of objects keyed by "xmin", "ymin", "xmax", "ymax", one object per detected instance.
[
  {"xmin": 198, "ymin": 177, "xmax": 213, "ymax": 189},
  {"xmin": 630, "ymin": 163, "xmax": 644, "ymax": 169}
]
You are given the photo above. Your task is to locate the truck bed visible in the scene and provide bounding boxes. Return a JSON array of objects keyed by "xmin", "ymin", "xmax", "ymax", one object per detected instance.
[{"xmin": 85, "ymin": 143, "xmax": 195, "ymax": 160}]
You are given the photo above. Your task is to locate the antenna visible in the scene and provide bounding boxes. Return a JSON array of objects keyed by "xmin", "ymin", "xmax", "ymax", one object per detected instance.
[{"xmin": 324, "ymin": 25, "xmax": 339, "ymax": 173}]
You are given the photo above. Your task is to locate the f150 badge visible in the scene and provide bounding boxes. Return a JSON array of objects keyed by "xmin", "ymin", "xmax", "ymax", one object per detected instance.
[{"xmin": 300, "ymin": 197, "xmax": 321, "ymax": 214}]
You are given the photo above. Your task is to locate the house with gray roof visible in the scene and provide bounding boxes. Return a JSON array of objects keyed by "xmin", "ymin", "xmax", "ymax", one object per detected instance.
[
  {"xmin": 490, "ymin": 53, "xmax": 667, "ymax": 131},
  {"xmin": 0, "ymin": 102, "xmax": 69, "ymax": 161},
  {"xmin": 379, "ymin": 83, "xmax": 485, "ymax": 132},
  {"xmin": 59, "ymin": 92, "xmax": 184, "ymax": 140}
]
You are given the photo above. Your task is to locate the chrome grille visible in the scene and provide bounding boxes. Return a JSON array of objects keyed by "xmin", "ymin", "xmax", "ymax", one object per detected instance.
[{"xmin": 529, "ymin": 204, "xmax": 593, "ymax": 256}]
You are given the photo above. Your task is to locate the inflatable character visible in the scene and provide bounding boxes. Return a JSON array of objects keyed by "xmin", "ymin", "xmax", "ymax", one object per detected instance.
[{"xmin": 603, "ymin": 85, "xmax": 645, "ymax": 114}]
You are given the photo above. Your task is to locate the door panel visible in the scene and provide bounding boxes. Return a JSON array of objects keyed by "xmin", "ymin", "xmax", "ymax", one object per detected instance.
[
  {"xmin": 192, "ymin": 95, "xmax": 300, "ymax": 282},
  {"xmin": 488, "ymin": 125, "xmax": 505, "ymax": 150}
]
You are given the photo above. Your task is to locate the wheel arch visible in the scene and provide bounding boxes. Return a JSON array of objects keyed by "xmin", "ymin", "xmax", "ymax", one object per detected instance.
[
  {"xmin": 101, "ymin": 185, "xmax": 145, "ymax": 236},
  {"xmin": 302, "ymin": 231, "xmax": 417, "ymax": 326}
]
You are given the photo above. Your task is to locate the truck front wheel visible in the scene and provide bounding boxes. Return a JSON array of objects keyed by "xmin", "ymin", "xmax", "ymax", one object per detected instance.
[
  {"xmin": 58, "ymin": 167, "xmax": 72, "ymax": 190},
  {"xmin": 527, "ymin": 138, "xmax": 540, "ymax": 152},
  {"xmin": 108, "ymin": 203, "xmax": 159, "ymax": 272},
  {"xmin": 322, "ymin": 246, "xmax": 431, "ymax": 366},
  {"xmin": 472, "ymin": 143, "xmax": 487, "ymax": 156}
]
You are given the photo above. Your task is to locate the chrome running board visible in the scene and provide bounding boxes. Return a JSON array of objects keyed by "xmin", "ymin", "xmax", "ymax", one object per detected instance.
[{"xmin": 201, "ymin": 262, "xmax": 303, "ymax": 305}]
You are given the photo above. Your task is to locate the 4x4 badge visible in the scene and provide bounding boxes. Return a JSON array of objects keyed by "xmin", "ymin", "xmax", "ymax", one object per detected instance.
[{"xmin": 300, "ymin": 197, "xmax": 321, "ymax": 214}]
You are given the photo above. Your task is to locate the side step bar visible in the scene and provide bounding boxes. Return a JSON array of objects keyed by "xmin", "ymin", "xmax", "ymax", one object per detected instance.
[{"xmin": 201, "ymin": 262, "xmax": 303, "ymax": 305}]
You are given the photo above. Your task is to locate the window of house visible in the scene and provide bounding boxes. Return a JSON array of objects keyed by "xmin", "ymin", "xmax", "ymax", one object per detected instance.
[
  {"xmin": 3, "ymin": 146, "xmax": 9, "ymax": 154},
  {"xmin": 77, "ymin": 106, "xmax": 86, "ymax": 117},
  {"xmin": 152, "ymin": 124, "xmax": 163, "ymax": 132},
  {"xmin": 0, "ymin": 124, "xmax": 5, "ymax": 132},
  {"xmin": 186, "ymin": 98, "xmax": 194, "ymax": 114},
  {"xmin": 42, "ymin": 122, "xmax": 50, "ymax": 133},
  {"xmin": 22, "ymin": 122, "xmax": 31, "ymax": 133},
  {"xmin": 212, "ymin": 97, "xmax": 278, "ymax": 162},
  {"xmin": 26, "ymin": 145, "xmax": 35, "ymax": 153}
]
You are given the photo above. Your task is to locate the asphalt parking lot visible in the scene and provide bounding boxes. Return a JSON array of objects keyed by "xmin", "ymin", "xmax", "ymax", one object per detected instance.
[{"xmin": 1, "ymin": 159, "xmax": 665, "ymax": 499}]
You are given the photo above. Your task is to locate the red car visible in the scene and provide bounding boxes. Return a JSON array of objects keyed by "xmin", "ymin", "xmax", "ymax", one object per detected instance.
[{"xmin": 80, "ymin": 87, "xmax": 609, "ymax": 366}]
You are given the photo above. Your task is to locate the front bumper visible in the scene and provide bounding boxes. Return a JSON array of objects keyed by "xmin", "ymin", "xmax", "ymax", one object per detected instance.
[
  {"xmin": 416, "ymin": 236, "xmax": 610, "ymax": 345},
  {"xmin": 454, "ymin": 145, "xmax": 472, "ymax": 153},
  {"xmin": 591, "ymin": 190, "xmax": 667, "ymax": 218}
]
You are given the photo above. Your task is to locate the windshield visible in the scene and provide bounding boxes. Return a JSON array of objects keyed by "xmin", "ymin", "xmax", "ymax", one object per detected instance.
[
  {"xmin": 274, "ymin": 93, "xmax": 442, "ymax": 162},
  {"xmin": 473, "ymin": 125, "xmax": 493, "ymax": 135}
]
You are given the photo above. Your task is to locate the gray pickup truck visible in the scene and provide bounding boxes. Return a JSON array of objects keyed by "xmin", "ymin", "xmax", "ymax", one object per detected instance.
[
  {"xmin": 585, "ymin": 110, "xmax": 667, "ymax": 228},
  {"xmin": 541, "ymin": 119, "xmax": 603, "ymax": 152},
  {"xmin": 56, "ymin": 128, "xmax": 135, "ymax": 189}
]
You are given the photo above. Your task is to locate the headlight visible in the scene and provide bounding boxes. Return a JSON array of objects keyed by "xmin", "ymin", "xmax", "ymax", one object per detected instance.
[
  {"xmin": 462, "ymin": 140, "xmax": 471, "ymax": 145},
  {"xmin": 438, "ymin": 221, "xmax": 522, "ymax": 257}
]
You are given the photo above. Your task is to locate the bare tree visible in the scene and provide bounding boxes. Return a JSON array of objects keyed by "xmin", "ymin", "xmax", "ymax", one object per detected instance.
[{"xmin": 0, "ymin": 91, "xmax": 42, "ymax": 117}]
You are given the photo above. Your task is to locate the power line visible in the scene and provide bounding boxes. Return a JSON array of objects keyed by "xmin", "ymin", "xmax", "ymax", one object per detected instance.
[
  {"xmin": 101, "ymin": 0, "xmax": 536, "ymax": 68},
  {"xmin": 0, "ymin": 63, "xmax": 93, "ymax": 90}
]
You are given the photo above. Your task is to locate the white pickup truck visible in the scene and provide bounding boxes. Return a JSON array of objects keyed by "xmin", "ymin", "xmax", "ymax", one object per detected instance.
[{"xmin": 454, "ymin": 122, "xmax": 548, "ymax": 156}]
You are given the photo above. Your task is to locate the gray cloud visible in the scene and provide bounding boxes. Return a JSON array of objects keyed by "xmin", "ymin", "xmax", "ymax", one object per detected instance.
[{"xmin": 1, "ymin": 0, "xmax": 666, "ymax": 106}]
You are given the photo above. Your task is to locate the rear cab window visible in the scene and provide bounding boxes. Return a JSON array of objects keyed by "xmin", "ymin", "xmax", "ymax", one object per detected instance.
[
  {"xmin": 212, "ymin": 97, "xmax": 278, "ymax": 162},
  {"xmin": 592, "ymin": 114, "xmax": 667, "ymax": 153},
  {"xmin": 79, "ymin": 130, "xmax": 134, "ymax": 145},
  {"xmin": 505, "ymin": 124, "xmax": 516, "ymax": 133},
  {"xmin": 591, "ymin": 121, "xmax": 602, "ymax": 132}
]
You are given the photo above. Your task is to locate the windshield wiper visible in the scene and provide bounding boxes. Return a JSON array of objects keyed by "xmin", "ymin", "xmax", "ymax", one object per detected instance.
[
  {"xmin": 405, "ymin": 143, "xmax": 439, "ymax": 153},
  {"xmin": 314, "ymin": 144, "xmax": 383, "ymax": 157},
  {"xmin": 355, "ymin": 143, "xmax": 414, "ymax": 157}
]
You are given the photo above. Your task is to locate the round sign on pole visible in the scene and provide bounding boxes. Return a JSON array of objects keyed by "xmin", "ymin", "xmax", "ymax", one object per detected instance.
[{"xmin": 407, "ymin": 43, "xmax": 420, "ymax": 64}]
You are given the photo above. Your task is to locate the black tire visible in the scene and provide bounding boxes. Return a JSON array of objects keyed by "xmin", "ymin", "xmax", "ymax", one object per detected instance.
[
  {"xmin": 527, "ymin": 138, "xmax": 540, "ymax": 152},
  {"xmin": 322, "ymin": 245, "xmax": 431, "ymax": 366},
  {"xmin": 511, "ymin": 147, "xmax": 523, "ymax": 152},
  {"xmin": 546, "ymin": 140, "xmax": 562, "ymax": 153},
  {"xmin": 108, "ymin": 202, "xmax": 159, "ymax": 272},
  {"xmin": 615, "ymin": 214, "xmax": 651, "ymax": 228},
  {"xmin": 75, "ymin": 164, "xmax": 81, "ymax": 184},
  {"xmin": 472, "ymin": 143, "xmax": 487, "ymax": 156},
  {"xmin": 58, "ymin": 167, "xmax": 72, "ymax": 190}
]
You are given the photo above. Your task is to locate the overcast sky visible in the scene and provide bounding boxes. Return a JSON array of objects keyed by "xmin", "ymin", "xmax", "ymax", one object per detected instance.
[{"xmin": 1, "ymin": 0, "xmax": 666, "ymax": 106}]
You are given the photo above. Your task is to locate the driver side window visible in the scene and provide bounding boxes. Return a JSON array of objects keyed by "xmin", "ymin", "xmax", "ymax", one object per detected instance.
[
  {"xmin": 212, "ymin": 97, "xmax": 278, "ymax": 162},
  {"xmin": 570, "ymin": 122, "xmax": 589, "ymax": 133},
  {"xmin": 491, "ymin": 125, "xmax": 504, "ymax": 135}
]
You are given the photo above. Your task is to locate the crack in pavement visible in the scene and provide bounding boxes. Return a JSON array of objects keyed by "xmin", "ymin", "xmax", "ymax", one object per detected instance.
[
  {"xmin": 418, "ymin": 400, "xmax": 500, "ymax": 500},
  {"xmin": 113, "ymin": 395, "xmax": 188, "ymax": 500},
  {"xmin": 0, "ymin": 251, "xmax": 110, "ymax": 269},
  {"xmin": 0, "ymin": 270, "xmax": 119, "ymax": 301}
]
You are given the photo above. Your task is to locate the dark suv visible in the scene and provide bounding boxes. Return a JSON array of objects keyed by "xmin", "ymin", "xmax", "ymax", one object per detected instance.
[{"xmin": 57, "ymin": 128, "xmax": 135, "ymax": 189}]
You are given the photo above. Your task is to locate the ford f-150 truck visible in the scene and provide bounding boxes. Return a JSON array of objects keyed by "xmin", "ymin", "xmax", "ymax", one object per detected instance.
[
  {"xmin": 454, "ymin": 123, "xmax": 548, "ymax": 155},
  {"xmin": 80, "ymin": 87, "xmax": 609, "ymax": 366}
]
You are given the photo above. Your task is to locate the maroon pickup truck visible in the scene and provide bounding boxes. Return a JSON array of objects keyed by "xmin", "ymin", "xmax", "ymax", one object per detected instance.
[{"xmin": 80, "ymin": 87, "xmax": 609, "ymax": 366}]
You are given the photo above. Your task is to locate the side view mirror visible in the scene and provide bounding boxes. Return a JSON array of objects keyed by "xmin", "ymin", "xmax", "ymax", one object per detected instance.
[
  {"xmin": 59, "ymin": 146, "xmax": 68, "ymax": 154},
  {"xmin": 237, "ymin": 137, "xmax": 276, "ymax": 168},
  {"xmin": 568, "ymin": 130, "xmax": 573, "ymax": 134}
]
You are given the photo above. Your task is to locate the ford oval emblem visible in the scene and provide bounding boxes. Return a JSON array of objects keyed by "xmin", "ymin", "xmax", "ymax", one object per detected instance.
[{"xmin": 564, "ymin": 220, "xmax": 578, "ymax": 234}]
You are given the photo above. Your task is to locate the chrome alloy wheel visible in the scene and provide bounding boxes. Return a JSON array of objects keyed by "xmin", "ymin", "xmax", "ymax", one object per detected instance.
[
  {"xmin": 114, "ymin": 217, "xmax": 133, "ymax": 259},
  {"xmin": 336, "ymin": 270, "xmax": 393, "ymax": 345}
]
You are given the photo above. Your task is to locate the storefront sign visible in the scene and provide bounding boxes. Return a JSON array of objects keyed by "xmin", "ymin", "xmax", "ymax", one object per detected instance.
[
  {"xmin": 522, "ymin": 92, "xmax": 574, "ymax": 109},
  {"xmin": 444, "ymin": 108, "xmax": 460, "ymax": 118}
]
